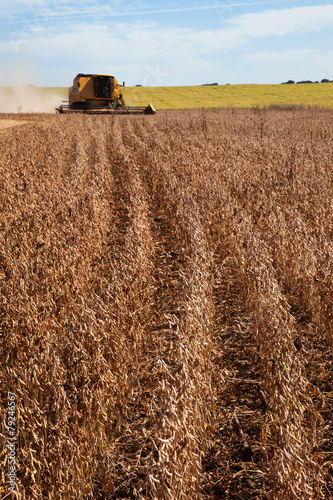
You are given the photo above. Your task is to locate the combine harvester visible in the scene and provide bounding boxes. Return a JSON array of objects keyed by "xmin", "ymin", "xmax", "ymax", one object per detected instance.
[{"xmin": 56, "ymin": 73, "xmax": 155, "ymax": 115}]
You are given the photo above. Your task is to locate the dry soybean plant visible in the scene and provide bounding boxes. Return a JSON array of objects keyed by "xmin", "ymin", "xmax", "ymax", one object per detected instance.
[{"xmin": 1, "ymin": 108, "xmax": 332, "ymax": 499}]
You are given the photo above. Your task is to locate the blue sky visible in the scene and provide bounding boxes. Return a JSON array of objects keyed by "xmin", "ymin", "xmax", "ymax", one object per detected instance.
[{"xmin": 1, "ymin": 0, "xmax": 333, "ymax": 86}]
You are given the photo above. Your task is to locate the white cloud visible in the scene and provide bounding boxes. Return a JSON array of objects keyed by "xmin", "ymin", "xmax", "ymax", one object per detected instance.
[
  {"xmin": 243, "ymin": 48, "xmax": 329, "ymax": 63},
  {"xmin": 240, "ymin": 48, "xmax": 333, "ymax": 83},
  {"xmin": 0, "ymin": 1, "xmax": 292, "ymax": 23},
  {"xmin": 227, "ymin": 4, "xmax": 333, "ymax": 38},
  {"xmin": 2, "ymin": 4, "xmax": 333, "ymax": 86},
  {"xmin": 5, "ymin": 4, "xmax": 333, "ymax": 60},
  {"xmin": 2, "ymin": 21, "xmax": 241, "ymax": 60},
  {"xmin": 242, "ymin": 48, "xmax": 333, "ymax": 74}
]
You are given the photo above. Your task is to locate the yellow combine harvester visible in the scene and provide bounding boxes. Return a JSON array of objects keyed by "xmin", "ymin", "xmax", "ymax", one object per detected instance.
[{"xmin": 56, "ymin": 73, "xmax": 155, "ymax": 115}]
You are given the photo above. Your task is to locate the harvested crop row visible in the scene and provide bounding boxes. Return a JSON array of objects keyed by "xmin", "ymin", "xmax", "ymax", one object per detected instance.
[
  {"xmin": 108, "ymin": 118, "xmax": 214, "ymax": 499},
  {"xmin": 133, "ymin": 109, "xmax": 332, "ymax": 497},
  {"xmin": 0, "ymin": 118, "xmax": 156, "ymax": 499}
]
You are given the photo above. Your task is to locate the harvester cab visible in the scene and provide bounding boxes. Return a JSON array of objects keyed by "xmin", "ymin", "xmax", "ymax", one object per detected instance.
[{"xmin": 56, "ymin": 73, "xmax": 155, "ymax": 115}]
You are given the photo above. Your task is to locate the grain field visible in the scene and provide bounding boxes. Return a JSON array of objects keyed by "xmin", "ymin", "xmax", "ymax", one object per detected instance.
[{"xmin": 1, "ymin": 109, "xmax": 332, "ymax": 499}]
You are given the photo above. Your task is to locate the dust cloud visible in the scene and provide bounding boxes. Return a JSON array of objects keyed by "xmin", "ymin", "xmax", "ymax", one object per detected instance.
[{"xmin": 0, "ymin": 86, "xmax": 66, "ymax": 113}]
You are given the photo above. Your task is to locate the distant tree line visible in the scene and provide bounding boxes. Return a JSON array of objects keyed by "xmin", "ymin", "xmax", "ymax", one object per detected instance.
[{"xmin": 282, "ymin": 79, "xmax": 333, "ymax": 84}]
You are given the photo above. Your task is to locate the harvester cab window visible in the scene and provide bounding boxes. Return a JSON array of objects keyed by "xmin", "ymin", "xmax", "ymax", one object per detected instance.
[{"xmin": 94, "ymin": 76, "xmax": 114, "ymax": 98}]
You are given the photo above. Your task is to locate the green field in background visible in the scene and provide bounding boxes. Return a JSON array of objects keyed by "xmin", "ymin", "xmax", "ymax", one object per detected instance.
[
  {"xmin": 2, "ymin": 83, "xmax": 333, "ymax": 110},
  {"xmin": 124, "ymin": 83, "xmax": 333, "ymax": 109}
]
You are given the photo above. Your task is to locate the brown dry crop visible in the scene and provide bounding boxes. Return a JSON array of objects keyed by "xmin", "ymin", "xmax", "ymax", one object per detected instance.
[{"xmin": 0, "ymin": 109, "xmax": 332, "ymax": 499}]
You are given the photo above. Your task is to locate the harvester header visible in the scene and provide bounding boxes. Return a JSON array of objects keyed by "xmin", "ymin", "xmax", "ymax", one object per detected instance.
[{"xmin": 56, "ymin": 73, "xmax": 155, "ymax": 115}]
